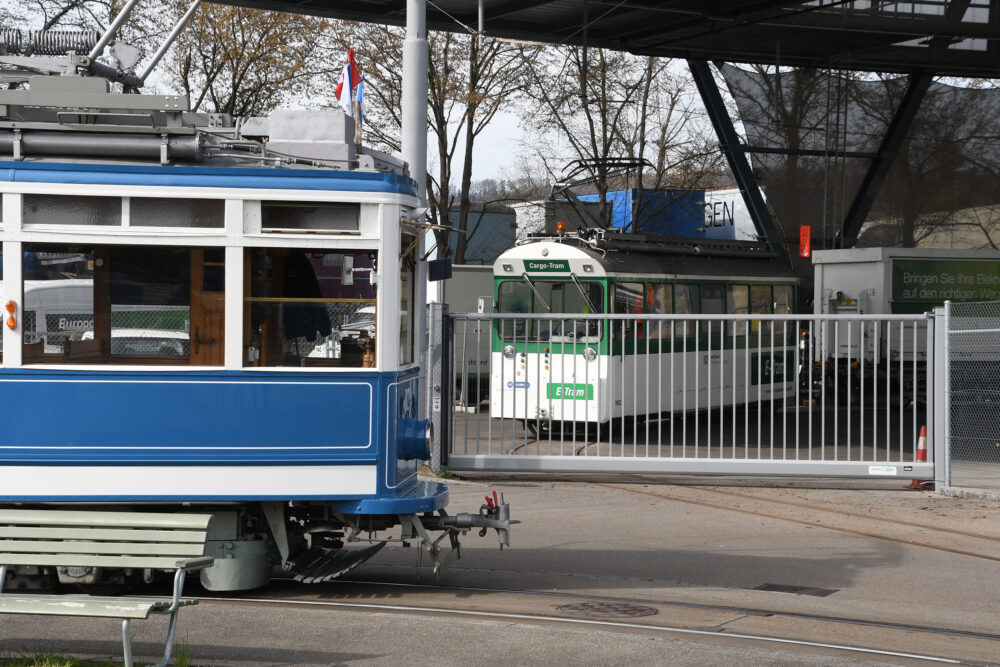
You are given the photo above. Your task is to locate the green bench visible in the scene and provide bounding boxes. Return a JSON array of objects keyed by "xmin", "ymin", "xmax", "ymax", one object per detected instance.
[{"xmin": 0, "ymin": 509, "xmax": 214, "ymax": 667}]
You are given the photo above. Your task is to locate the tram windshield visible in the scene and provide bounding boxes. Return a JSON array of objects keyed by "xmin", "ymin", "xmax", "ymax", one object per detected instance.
[{"xmin": 497, "ymin": 279, "xmax": 603, "ymax": 342}]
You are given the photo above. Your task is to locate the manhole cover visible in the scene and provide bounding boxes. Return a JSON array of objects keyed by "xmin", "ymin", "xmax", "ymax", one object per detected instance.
[
  {"xmin": 556, "ymin": 601, "xmax": 658, "ymax": 618},
  {"xmin": 754, "ymin": 583, "xmax": 838, "ymax": 597}
]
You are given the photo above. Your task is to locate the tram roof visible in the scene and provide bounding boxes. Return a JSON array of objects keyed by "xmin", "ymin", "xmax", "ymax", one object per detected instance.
[
  {"xmin": 499, "ymin": 236, "xmax": 798, "ymax": 281},
  {"xmin": 223, "ymin": 1, "xmax": 1000, "ymax": 78}
]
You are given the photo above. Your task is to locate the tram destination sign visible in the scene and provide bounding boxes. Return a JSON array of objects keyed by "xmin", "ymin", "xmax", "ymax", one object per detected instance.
[
  {"xmin": 547, "ymin": 382, "xmax": 594, "ymax": 400},
  {"xmin": 524, "ymin": 259, "xmax": 570, "ymax": 273},
  {"xmin": 750, "ymin": 351, "xmax": 792, "ymax": 386}
]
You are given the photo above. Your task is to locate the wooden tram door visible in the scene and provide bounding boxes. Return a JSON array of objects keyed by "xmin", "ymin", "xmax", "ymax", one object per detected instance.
[{"xmin": 190, "ymin": 248, "xmax": 225, "ymax": 366}]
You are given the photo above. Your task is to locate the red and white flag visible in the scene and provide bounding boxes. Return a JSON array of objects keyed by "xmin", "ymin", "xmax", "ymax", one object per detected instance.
[{"xmin": 335, "ymin": 48, "xmax": 361, "ymax": 118}]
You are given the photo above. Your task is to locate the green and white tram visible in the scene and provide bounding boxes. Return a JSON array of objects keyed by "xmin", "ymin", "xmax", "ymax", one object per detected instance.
[{"xmin": 490, "ymin": 230, "xmax": 799, "ymax": 429}]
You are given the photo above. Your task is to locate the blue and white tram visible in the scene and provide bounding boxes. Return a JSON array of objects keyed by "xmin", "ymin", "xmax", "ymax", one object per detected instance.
[{"xmin": 0, "ymin": 72, "xmax": 508, "ymax": 590}]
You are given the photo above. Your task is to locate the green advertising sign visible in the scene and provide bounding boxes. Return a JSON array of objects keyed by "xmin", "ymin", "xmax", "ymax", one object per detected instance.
[
  {"xmin": 547, "ymin": 383, "xmax": 594, "ymax": 400},
  {"xmin": 892, "ymin": 259, "xmax": 1000, "ymax": 305},
  {"xmin": 524, "ymin": 259, "xmax": 570, "ymax": 273},
  {"xmin": 750, "ymin": 351, "xmax": 792, "ymax": 386}
]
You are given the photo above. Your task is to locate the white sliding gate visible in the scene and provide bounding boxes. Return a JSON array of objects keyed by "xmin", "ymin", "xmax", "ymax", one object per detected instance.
[{"xmin": 444, "ymin": 312, "xmax": 937, "ymax": 480}]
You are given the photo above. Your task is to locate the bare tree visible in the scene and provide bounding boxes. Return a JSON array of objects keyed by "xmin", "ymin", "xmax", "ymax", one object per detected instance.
[
  {"xmin": 327, "ymin": 25, "xmax": 536, "ymax": 263},
  {"xmin": 519, "ymin": 46, "xmax": 720, "ymax": 232},
  {"xmin": 163, "ymin": 3, "xmax": 328, "ymax": 116}
]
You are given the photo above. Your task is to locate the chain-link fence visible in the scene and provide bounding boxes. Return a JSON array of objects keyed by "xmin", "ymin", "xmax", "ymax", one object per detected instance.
[{"xmin": 947, "ymin": 300, "xmax": 1000, "ymax": 492}]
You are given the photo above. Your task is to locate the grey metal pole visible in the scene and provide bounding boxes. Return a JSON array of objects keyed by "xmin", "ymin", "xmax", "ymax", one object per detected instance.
[
  {"xmin": 88, "ymin": 0, "xmax": 143, "ymax": 62},
  {"xmin": 401, "ymin": 0, "xmax": 428, "ymax": 202},
  {"xmin": 139, "ymin": 0, "xmax": 202, "ymax": 83},
  {"xmin": 402, "ymin": 0, "xmax": 430, "ymax": 422}
]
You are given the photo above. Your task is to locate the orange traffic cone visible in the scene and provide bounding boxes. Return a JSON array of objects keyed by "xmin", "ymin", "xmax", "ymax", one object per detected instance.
[{"xmin": 909, "ymin": 425, "xmax": 931, "ymax": 490}]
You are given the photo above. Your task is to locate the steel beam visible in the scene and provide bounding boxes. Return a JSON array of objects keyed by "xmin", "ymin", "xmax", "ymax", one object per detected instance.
[
  {"xmin": 688, "ymin": 59, "xmax": 783, "ymax": 251},
  {"xmin": 838, "ymin": 72, "xmax": 931, "ymax": 248}
]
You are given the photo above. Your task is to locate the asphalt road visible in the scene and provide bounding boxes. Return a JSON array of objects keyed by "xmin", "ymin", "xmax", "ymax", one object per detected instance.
[{"xmin": 3, "ymin": 476, "xmax": 999, "ymax": 666}]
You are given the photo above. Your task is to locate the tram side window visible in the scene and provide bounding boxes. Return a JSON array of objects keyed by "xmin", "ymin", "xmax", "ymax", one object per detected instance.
[
  {"xmin": 130, "ymin": 198, "xmax": 224, "ymax": 228},
  {"xmin": 673, "ymin": 283, "xmax": 698, "ymax": 337},
  {"xmin": 773, "ymin": 285, "xmax": 794, "ymax": 339},
  {"xmin": 751, "ymin": 285, "xmax": 773, "ymax": 335},
  {"xmin": 646, "ymin": 284, "xmax": 672, "ymax": 339},
  {"xmin": 22, "ymin": 244, "xmax": 223, "ymax": 365},
  {"xmin": 23, "ymin": 195, "xmax": 121, "ymax": 226},
  {"xmin": 245, "ymin": 248, "xmax": 377, "ymax": 368},
  {"xmin": 0, "ymin": 245, "xmax": 3, "ymax": 362},
  {"xmin": 727, "ymin": 285, "xmax": 749, "ymax": 336},
  {"xmin": 701, "ymin": 285, "xmax": 724, "ymax": 340},
  {"xmin": 400, "ymin": 251, "xmax": 414, "ymax": 365},
  {"xmin": 613, "ymin": 282, "xmax": 643, "ymax": 340},
  {"xmin": 774, "ymin": 286, "xmax": 793, "ymax": 314}
]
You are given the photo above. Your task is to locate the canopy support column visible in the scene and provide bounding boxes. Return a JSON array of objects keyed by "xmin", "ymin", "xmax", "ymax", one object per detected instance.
[{"xmin": 688, "ymin": 59, "xmax": 783, "ymax": 253}]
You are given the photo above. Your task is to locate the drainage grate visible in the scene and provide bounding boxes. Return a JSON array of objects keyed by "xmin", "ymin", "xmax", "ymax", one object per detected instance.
[
  {"xmin": 557, "ymin": 601, "xmax": 658, "ymax": 618},
  {"xmin": 754, "ymin": 583, "xmax": 838, "ymax": 597}
]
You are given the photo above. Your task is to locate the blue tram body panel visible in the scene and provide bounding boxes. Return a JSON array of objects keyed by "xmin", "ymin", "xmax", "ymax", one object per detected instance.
[
  {"xmin": 0, "ymin": 160, "xmax": 419, "ymax": 195},
  {"xmin": 0, "ymin": 369, "xmax": 379, "ymax": 461},
  {"xmin": 0, "ymin": 368, "xmax": 436, "ymax": 506}
]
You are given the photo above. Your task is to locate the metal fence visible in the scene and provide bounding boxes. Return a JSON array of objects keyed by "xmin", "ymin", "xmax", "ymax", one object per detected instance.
[
  {"xmin": 446, "ymin": 312, "xmax": 934, "ymax": 479},
  {"xmin": 945, "ymin": 300, "xmax": 1000, "ymax": 492}
]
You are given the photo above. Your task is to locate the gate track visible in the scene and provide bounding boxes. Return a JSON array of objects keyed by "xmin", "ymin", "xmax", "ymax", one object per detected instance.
[{"xmin": 583, "ymin": 480, "xmax": 1000, "ymax": 562}]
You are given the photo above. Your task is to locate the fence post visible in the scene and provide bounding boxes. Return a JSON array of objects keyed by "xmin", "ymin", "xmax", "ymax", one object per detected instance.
[
  {"xmin": 931, "ymin": 304, "xmax": 949, "ymax": 488},
  {"xmin": 425, "ymin": 302, "xmax": 449, "ymax": 473}
]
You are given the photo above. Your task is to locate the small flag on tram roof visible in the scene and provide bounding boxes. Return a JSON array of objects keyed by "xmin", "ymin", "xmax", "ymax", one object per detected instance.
[
  {"xmin": 335, "ymin": 48, "xmax": 361, "ymax": 118},
  {"xmin": 356, "ymin": 75, "xmax": 365, "ymax": 121}
]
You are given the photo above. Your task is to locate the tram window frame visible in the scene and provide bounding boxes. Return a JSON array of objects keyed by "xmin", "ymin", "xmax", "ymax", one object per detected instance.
[
  {"xmin": 673, "ymin": 283, "xmax": 699, "ymax": 338},
  {"xmin": 261, "ymin": 201, "xmax": 361, "ymax": 233},
  {"xmin": 244, "ymin": 248, "xmax": 377, "ymax": 369},
  {"xmin": 23, "ymin": 194, "xmax": 122, "ymax": 227},
  {"xmin": 21, "ymin": 243, "xmax": 224, "ymax": 366},
  {"xmin": 0, "ymin": 244, "xmax": 3, "ymax": 362},
  {"xmin": 130, "ymin": 197, "xmax": 224, "ymax": 228},
  {"xmin": 646, "ymin": 283, "xmax": 672, "ymax": 340},
  {"xmin": 497, "ymin": 279, "xmax": 603, "ymax": 342},
  {"xmin": 612, "ymin": 282, "xmax": 643, "ymax": 341},
  {"xmin": 727, "ymin": 285, "xmax": 750, "ymax": 336},
  {"xmin": 400, "ymin": 247, "xmax": 415, "ymax": 365},
  {"xmin": 751, "ymin": 284, "xmax": 773, "ymax": 335},
  {"xmin": 774, "ymin": 285, "xmax": 793, "ymax": 314}
]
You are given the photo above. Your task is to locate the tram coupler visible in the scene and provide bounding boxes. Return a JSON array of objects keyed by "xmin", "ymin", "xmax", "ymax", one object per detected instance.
[{"xmin": 425, "ymin": 492, "xmax": 517, "ymax": 548}]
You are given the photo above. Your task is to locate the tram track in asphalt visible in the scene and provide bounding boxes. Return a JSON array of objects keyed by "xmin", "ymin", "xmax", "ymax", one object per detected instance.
[
  {"xmin": 573, "ymin": 479, "xmax": 1000, "ymax": 563},
  {"xmin": 178, "ymin": 477, "xmax": 1000, "ymax": 665},
  {"xmin": 201, "ymin": 581, "xmax": 1000, "ymax": 666}
]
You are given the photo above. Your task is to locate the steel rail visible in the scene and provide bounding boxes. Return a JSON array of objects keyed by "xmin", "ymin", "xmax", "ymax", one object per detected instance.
[
  {"xmin": 592, "ymin": 482, "xmax": 1000, "ymax": 562},
  {"xmin": 202, "ymin": 593, "xmax": 969, "ymax": 664}
]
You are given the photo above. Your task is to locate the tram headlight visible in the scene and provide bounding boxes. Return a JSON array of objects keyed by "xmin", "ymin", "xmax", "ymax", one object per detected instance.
[
  {"xmin": 503, "ymin": 345, "xmax": 516, "ymax": 359},
  {"xmin": 583, "ymin": 347, "xmax": 597, "ymax": 362}
]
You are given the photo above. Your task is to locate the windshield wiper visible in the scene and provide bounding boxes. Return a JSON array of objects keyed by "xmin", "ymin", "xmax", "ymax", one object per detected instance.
[
  {"xmin": 521, "ymin": 273, "xmax": 551, "ymax": 312},
  {"xmin": 569, "ymin": 272, "xmax": 597, "ymax": 313}
]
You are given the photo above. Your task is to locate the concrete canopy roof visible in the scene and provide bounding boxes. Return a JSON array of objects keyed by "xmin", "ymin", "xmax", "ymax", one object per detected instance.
[{"xmin": 215, "ymin": 0, "xmax": 1000, "ymax": 77}]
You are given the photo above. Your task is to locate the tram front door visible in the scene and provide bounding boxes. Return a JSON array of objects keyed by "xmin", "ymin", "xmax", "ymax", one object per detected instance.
[{"xmin": 189, "ymin": 248, "xmax": 225, "ymax": 366}]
